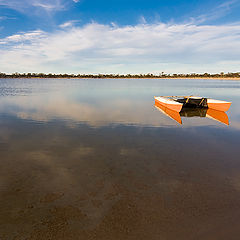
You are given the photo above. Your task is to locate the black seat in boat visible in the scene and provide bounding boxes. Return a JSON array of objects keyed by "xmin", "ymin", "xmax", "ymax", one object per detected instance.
[{"xmin": 176, "ymin": 97, "xmax": 208, "ymax": 108}]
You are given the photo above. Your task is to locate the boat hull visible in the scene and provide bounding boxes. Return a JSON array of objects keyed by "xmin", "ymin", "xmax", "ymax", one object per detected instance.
[{"xmin": 154, "ymin": 97, "xmax": 183, "ymax": 112}]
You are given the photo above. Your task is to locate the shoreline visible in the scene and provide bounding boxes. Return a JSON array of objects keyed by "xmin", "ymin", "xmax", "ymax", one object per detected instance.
[{"xmin": 0, "ymin": 77, "xmax": 240, "ymax": 80}]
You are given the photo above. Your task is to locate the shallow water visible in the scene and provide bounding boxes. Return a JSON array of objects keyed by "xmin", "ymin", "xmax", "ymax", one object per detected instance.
[{"xmin": 0, "ymin": 78, "xmax": 240, "ymax": 239}]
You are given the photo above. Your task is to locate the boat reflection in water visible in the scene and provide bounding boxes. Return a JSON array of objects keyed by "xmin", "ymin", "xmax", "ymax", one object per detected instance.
[{"xmin": 155, "ymin": 102, "xmax": 230, "ymax": 125}]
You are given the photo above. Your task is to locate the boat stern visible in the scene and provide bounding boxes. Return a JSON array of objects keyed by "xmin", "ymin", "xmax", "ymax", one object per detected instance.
[{"xmin": 207, "ymin": 99, "xmax": 232, "ymax": 112}]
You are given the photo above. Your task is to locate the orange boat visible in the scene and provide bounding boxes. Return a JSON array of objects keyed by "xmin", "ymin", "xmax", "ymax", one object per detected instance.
[{"xmin": 154, "ymin": 96, "xmax": 231, "ymax": 112}]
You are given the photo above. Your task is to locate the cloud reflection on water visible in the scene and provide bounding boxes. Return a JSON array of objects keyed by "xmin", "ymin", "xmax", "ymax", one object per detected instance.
[
  {"xmin": 0, "ymin": 78, "xmax": 239, "ymax": 129},
  {"xmin": 0, "ymin": 93, "xmax": 235, "ymax": 128}
]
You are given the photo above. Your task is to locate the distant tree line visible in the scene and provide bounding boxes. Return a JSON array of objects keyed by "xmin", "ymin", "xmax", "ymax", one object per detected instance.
[{"xmin": 0, "ymin": 72, "xmax": 240, "ymax": 79}]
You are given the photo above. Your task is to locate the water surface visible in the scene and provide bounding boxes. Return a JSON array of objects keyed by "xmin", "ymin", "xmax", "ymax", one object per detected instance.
[{"xmin": 0, "ymin": 78, "xmax": 240, "ymax": 240}]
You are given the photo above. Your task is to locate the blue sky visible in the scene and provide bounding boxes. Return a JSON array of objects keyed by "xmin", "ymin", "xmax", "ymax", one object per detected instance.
[{"xmin": 0, "ymin": 0, "xmax": 240, "ymax": 74}]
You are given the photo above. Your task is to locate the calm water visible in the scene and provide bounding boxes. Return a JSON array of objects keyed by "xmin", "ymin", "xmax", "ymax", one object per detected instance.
[{"xmin": 0, "ymin": 78, "xmax": 240, "ymax": 239}]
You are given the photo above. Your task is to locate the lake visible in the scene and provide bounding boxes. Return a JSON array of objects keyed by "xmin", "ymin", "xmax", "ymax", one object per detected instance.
[{"xmin": 0, "ymin": 78, "xmax": 240, "ymax": 239}]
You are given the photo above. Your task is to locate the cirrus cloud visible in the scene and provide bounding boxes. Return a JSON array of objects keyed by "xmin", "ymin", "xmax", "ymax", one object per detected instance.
[{"xmin": 0, "ymin": 0, "xmax": 66, "ymax": 12}]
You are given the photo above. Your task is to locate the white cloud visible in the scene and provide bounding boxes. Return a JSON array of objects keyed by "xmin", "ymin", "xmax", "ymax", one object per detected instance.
[
  {"xmin": 0, "ymin": 16, "xmax": 16, "ymax": 20},
  {"xmin": 0, "ymin": 22, "xmax": 240, "ymax": 74},
  {"xmin": 219, "ymin": 0, "xmax": 238, "ymax": 9},
  {"xmin": 0, "ymin": 0, "xmax": 65, "ymax": 12},
  {"xmin": 3, "ymin": 30, "xmax": 45, "ymax": 43},
  {"xmin": 139, "ymin": 16, "xmax": 147, "ymax": 24},
  {"xmin": 192, "ymin": 0, "xmax": 240, "ymax": 24},
  {"xmin": 59, "ymin": 20, "xmax": 79, "ymax": 28}
]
